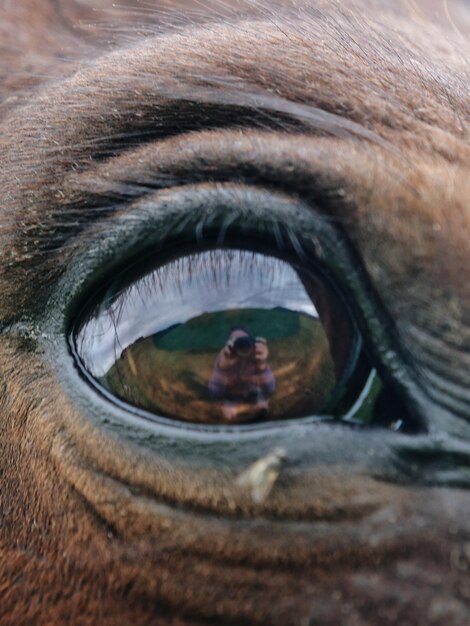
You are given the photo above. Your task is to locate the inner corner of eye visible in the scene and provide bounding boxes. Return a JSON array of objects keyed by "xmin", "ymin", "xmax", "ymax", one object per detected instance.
[{"xmin": 72, "ymin": 244, "xmax": 402, "ymax": 431}]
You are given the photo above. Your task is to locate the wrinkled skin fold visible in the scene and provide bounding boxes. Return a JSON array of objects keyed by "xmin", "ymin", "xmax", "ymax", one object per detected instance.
[{"xmin": 0, "ymin": 1, "xmax": 469, "ymax": 624}]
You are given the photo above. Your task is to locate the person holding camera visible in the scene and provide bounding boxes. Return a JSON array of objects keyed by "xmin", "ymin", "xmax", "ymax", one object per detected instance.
[{"xmin": 208, "ymin": 326, "xmax": 276, "ymax": 422}]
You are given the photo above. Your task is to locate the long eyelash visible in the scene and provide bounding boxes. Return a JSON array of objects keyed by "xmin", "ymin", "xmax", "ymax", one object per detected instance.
[
  {"xmin": 172, "ymin": 211, "xmax": 198, "ymax": 238},
  {"xmin": 195, "ymin": 214, "xmax": 207, "ymax": 245},
  {"xmin": 286, "ymin": 228, "xmax": 306, "ymax": 261},
  {"xmin": 216, "ymin": 212, "xmax": 239, "ymax": 246}
]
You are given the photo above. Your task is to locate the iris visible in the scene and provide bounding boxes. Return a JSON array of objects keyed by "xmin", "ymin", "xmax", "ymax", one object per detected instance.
[{"xmin": 73, "ymin": 244, "xmax": 379, "ymax": 426}]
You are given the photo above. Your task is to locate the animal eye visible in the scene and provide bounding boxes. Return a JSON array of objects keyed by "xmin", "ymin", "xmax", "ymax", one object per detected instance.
[{"xmin": 72, "ymin": 239, "xmax": 383, "ymax": 428}]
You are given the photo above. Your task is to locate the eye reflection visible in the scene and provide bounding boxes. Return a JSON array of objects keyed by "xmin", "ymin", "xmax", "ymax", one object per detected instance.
[{"xmin": 75, "ymin": 248, "xmax": 362, "ymax": 425}]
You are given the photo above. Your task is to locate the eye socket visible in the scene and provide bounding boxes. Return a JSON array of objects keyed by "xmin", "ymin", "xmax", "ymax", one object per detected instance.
[{"xmin": 72, "ymin": 238, "xmax": 379, "ymax": 427}]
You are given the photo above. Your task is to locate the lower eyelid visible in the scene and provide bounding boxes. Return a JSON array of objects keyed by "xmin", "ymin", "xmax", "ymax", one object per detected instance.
[{"xmin": 47, "ymin": 353, "xmax": 403, "ymax": 522}]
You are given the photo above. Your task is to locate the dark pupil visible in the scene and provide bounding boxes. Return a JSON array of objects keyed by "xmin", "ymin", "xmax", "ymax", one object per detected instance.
[{"xmin": 75, "ymin": 248, "xmax": 357, "ymax": 425}]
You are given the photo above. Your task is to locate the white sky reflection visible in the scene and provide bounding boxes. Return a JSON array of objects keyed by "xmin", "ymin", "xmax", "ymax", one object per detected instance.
[{"xmin": 78, "ymin": 249, "xmax": 318, "ymax": 376}]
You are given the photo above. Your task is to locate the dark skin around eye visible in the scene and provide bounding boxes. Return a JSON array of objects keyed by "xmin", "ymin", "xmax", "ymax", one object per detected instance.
[{"xmin": 0, "ymin": 1, "xmax": 469, "ymax": 625}]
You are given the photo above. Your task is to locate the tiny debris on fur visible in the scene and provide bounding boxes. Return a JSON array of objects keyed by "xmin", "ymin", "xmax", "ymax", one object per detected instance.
[{"xmin": 236, "ymin": 447, "xmax": 288, "ymax": 503}]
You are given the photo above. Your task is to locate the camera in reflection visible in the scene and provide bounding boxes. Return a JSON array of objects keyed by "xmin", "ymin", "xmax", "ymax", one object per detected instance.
[
  {"xmin": 209, "ymin": 327, "xmax": 276, "ymax": 423},
  {"xmin": 228, "ymin": 334, "xmax": 260, "ymax": 358}
]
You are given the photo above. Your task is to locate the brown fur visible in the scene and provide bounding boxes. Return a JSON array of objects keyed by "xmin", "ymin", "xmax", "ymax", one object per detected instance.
[{"xmin": 0, "ymin": 1, "xmax": 469, "ymax": 624}]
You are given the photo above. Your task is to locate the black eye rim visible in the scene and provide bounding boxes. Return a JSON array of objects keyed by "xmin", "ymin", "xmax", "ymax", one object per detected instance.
[
  {"xmin": 70, "ymin": 231, "xmax": 373, "ymax": 429},
  {"xmin": 43, "ymin": 183, "xmax": 431, "ymax": 436}
]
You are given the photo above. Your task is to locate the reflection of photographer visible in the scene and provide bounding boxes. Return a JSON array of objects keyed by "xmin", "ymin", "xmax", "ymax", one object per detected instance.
[{"xmin": 209, "ymin": 327, "xmax": 276, "ymax": 422}]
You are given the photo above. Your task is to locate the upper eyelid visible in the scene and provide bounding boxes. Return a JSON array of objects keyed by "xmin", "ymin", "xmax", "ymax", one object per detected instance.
[
  {"xmin": 8, "ymin": 131, "xmax": 367, "ymax": 285},
  {"xmin": 62, "ymin": 130, "xmax": 366, "ymax": 226}
]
